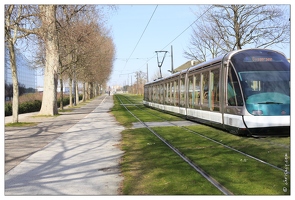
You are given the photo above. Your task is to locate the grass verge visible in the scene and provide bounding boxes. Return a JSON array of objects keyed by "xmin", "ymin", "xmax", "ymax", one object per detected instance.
[
  {"xmin": 120, "ymin": 128, "xmax": 222, "ymax": 195},
  {"xmin": 112, "ymin": 94, "xmax": 290, "ymax": 195},
  {"xmin": 153, "ymin": 126, "xmax": 290, "ymax": 195},
  {"xmin": 5, "ymin": 122, "xmax": 38, "ymax": 127}
]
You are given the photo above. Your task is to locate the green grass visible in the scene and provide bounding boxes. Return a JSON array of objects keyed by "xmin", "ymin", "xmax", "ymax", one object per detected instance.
[
  {"xmin": 120, "ymin": 128, "xmax": 223, "ymax": 195},
  {"xmin": 111, "ymin": 95, "xmax": 138, "ymax": 128},
  {"xmin": 112, "ymin": 94, "xmax": 290, "ymax": 195},
  {"xmin": 185, "ymin": 125, "xmax": 290, "ymax": 168},
  {"xmin": 112, "ymin": 94, "xmax": 183, "ymax": 127},
  {"xmin": 5, "ymin": 122, "xmax": 38, "ymax": 127},
  {"xmin": 58, "ymin": 108, "xmax": 75, "ymax": 112},
  {"xmin": 153, "ymin": 126, "xmax": 290, "ymax": 195}
]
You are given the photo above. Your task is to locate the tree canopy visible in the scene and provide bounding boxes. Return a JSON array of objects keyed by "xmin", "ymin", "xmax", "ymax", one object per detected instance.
[
  {"xmin": 184, "ymin": 5, "xmax": 290, "ymax": 61},
  {"xmin": 5, "ymin": 5, "xmax": 115, "ymax": 116}
]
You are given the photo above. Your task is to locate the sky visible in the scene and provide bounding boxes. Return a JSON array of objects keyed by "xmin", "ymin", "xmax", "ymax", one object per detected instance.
[
  {"xmin": 106, "ymin": 5, "xmax": 201, "ymax": 87},
  {"xmin": 105, "ymin": 4, "xmax": 291, "ymax": 88}
]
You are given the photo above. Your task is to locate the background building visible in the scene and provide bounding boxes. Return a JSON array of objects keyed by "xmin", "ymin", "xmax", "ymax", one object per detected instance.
[{"xmin": 5, "ymin": 48, "xmax": 37, "ymax": 98}]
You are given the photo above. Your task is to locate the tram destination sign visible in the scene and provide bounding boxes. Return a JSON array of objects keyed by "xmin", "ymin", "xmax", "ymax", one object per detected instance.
[{"xmin": 251, "ymin": 57, "xmax": 273, "ymax": 62}]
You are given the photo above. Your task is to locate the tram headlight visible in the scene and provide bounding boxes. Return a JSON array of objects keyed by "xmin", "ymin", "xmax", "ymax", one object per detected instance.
[{"xmin": 252, "ymin": 110, "xmax": 263, "ymax": 116}]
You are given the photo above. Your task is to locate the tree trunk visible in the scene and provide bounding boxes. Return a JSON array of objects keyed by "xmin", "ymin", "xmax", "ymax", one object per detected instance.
[
  {"xmin": 90, "ymin": 82, "xmax": 93, "ymax": 99},
  {"xmin": 59, "ymin": 78, "xmax": 64, "ymax": 110},
  {"xmin": 83, "ymin": 81, "xmax": 86, "ymax": 102},
  {"xmin": 69, "ymin": 77, "xmax": 73, "ymax": 107},
  {"xmin": 5, "ymin": 5, "xmax": 19, "ymax": 123},
  {"xmin": 85, "ymin": 82, "xmax": 89, "ymax": 100},
  {"xmin": 39, "ymin": 5, "xmax": 59, "ymax": 116},
  {"xmin": 75, "ymin": 81, "xmax": 79, "ymax": 104},
  {"xmin": 7, "ymin": 41, "xmax": 19, "ymax": 123}
]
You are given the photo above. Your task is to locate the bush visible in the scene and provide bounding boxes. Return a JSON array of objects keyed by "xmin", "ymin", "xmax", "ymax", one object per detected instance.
[
  {"xmin": 5, "ymin": 103, "xmax": 12, "ymax": 116},
  {"xmin": 19, "ymin": 100, "xmax": 42, "ymax": 114},
  {"xmin": 5, "ymin": 93, "xmax": 84, "ymax": 116},
  {"xmin": 5, "ymin": 100, "xmax": 42, "ymax": 116}
]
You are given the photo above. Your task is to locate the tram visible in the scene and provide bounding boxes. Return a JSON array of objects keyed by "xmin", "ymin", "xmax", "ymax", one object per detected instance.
[{"xmin": 143, "ymin": 48, "xmax": 290, "ymax": 136}]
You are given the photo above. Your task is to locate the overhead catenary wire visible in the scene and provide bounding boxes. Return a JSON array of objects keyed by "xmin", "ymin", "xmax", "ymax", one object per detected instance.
[
  {"xmin": 137, "ymin": 5, "xmax": 213, "ymax": 70},
  {"xmin": 121, "ymin": 5, "xmax": 158, "ymax": 73}
]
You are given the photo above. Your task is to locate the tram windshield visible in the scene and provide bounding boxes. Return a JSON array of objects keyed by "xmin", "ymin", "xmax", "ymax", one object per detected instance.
[{"xmin": 231, "ymin": 49, "xmax": 290, "ymax": 115}]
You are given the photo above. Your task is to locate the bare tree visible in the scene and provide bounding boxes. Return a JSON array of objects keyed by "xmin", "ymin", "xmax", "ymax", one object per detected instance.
[
  {"xmin": 186, "ymin": 5, "xmax": 290, "ymax": 60},
  {"xmin": 37, "ymin": 5, "xmax": 60, "ymax": 115},
  {"xmin": 75, "ymin": 23, "xmax": 115, "ymax": 101},
  {"xmin": 5, "ymin": 5, "xmax": 30, "ymax": 122},
  {"xmin": 184, "ymin": 22, "xmax": 224, "ymax": 61},
  {"xmin": 6, "ymin": 4, "xmax": 116, "ymax": 116},
  {"xmin": 13, "ymin": 5, "xmax": 60, "ymax": 115},
  {"xmin": 56, "ymin": 5, "xmax": 89, "ymax": 108},
  {"xmin": 211, "ymin": 5, "xmax": 289, "ymax": 50},
  {"xmin": 134, "ymin": 71, "xmax": 147, "ymax": 95},
  {"xmin": 56, "ymin": 5, "xmax": 115, "ymax": 103}
]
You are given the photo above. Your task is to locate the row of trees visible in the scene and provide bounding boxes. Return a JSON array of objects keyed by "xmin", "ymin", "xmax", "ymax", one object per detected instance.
[
  {"xmin": 184, "ymin": 5, "xmax": 290, "ymax": 62},
  {"xmin": 5, "ymin": 5, "xmax": 115, "ymax": 123}
]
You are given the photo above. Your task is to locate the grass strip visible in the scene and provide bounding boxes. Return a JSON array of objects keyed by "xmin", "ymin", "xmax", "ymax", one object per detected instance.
[
  {"xmin": 153, "ymin": 126, "xmax": 290, "ymax": 195},
  {"xmin": 5, "ymin": 122, "xmax": 38, "ymax": 127},
  {"xmin": 120, "ymin": 128, "xmax": 223, "ymax": 195},
  {"xmin": 112, "ymin": 95, "xmax": 183, "ymax": 127},
  {"xmin": 185, "ymin": 125, "xmax": 290, "ymax": 168},
  {"xmin": 113, "ymin": 94, "xmax": 290, "ymax": 195}
]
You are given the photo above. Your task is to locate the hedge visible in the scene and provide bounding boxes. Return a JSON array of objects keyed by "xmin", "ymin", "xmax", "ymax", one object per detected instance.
[{"xmin": 5, "ymin": 95, "xmax": 83, "ymax": 116}]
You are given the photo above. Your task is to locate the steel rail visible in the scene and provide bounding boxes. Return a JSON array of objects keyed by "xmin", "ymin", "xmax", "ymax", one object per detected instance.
[
  {"xmin": 119, "ymin": 95, "xmax": 289, "ymax": 174},
  {"xmin": 116, "ymin": 95, "xmax": 233, "ymax": 195}
]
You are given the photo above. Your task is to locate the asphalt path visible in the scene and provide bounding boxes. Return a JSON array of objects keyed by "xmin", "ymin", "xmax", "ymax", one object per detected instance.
[{"xmin": 5, "ymin": 94, "xmax": 124, "ymax": 195}]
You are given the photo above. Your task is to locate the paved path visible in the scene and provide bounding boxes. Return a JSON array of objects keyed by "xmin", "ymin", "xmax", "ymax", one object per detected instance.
[{"xmin": 5, "ymin": 95, "xmax": 124, "ymax": 195}]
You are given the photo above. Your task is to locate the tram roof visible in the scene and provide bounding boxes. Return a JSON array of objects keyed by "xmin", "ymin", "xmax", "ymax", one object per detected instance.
[{"xmin": 145, "ymin": 48, "xmax": 286, "ymax": 86}]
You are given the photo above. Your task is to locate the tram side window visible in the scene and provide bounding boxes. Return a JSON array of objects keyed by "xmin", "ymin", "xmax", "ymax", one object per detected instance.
[
  {"xmin": 163, "ymin": 83, "xmax": 166, "ymax": 104},
  {"xmin": 168, "ymin": 82, "xmax": 172, "ymax": 105},
  {"xmin": 166, "ymin": 83, "xmax": 169, "ymax": 105},
  {"xmin": 210, "ymin": 68, "xmax": 220, "ymax": 111},
  {"xmin": 160, "ymin": 85, "xmax": 162, "ymax": 103},
  {"xmin": 180, "ymin": 77, "xmax": 185, "ymax": 107},
  {"xmin": 160, "ymin": 84, "xmax": 163, "ymax": 104},
  {"xmin": 158, "ymin": 85, "xmax": 161, "ymax": 103},
  {"xmin": 175, "ymin": 80, "xmax": 179, "ymax": 106},
  {"xmin": 152, "ymin": 86, "xmax": 155, "ymax": 102},
  {"xmin": 155, "ymin": 85, "xmax": 158, "ymax": 103},
  {"xmin": 227, "ymin": 64, "xmax": 243, "ymax": 106},
  {"xmin": 163, "ymin": 83, "xmax": 167, "ymax": 104},
  {"xmin": 194, "ymin": 74, "xmax": 201, "ymax": 108},
  {"xmin": 158, "ymin": 85, "xmax": 162, "ymax": 103},
  {"xmin": 166, "ymin": 83, "xmax": 169, "ymax": 104},
  {"xmin": 153, "ymin": 85, "xmax": 156, "ymax": 102},
  {"xmin": 188, "ymin": 76, "xmax": 194, "ymax": 108},
  {"xmin": 144, "ymin": 86, "xmax": 148, "ymax": 101},
  {"xmin": 171, "ymin": 81, "xmax": 174, "ymax": 106},
  {"xmin": 202, "ymin": 72, "xmax": 209, "ymax": 107}
]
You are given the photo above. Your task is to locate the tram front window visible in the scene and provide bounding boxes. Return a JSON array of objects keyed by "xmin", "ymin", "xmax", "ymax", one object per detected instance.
[
  {"xmin": 239, "ymin": 71, "xmax": 290, "ymax": 103},
  {"xmin": 231, "ymin": 49, "xmax": 290, "ymax": 116}
]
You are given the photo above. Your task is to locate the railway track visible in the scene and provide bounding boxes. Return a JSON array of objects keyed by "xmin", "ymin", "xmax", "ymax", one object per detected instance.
[
  {"xmin": 118, "ymin": 94, "xmax": 289, "ymax": 174},
  {"xmin": 115, "ymin": 94, "xmax": 290, "ymax": 195},
  {"xmin": 116, "ymin": 94, "xmax": 233, "ymax": 195}
]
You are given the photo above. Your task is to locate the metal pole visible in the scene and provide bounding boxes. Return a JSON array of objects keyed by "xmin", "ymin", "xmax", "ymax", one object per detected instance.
[
  {"xmin": 147, "ymin": 63, "xmax": 149, "ymax": 82},
  {"xmin": 171, "ymin": 45, "xmax": 174, "ymax": 73}
]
